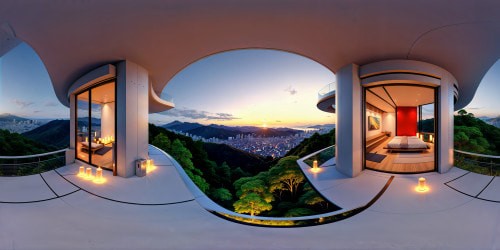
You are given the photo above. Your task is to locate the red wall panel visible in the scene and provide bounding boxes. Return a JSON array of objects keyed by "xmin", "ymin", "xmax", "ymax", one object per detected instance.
[{"xmin": 396, "ymin": 107, "xmax": 417, "ymax": 136}]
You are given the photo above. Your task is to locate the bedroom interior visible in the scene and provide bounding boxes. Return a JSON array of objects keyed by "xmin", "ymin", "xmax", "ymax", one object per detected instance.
[
  {"xmin": 364, "ymin": 85, "xmax": 436, "ymax": 173},
  {"xmin": 76, "ymin": 81, "xmax": 116, "ymax": 170}
]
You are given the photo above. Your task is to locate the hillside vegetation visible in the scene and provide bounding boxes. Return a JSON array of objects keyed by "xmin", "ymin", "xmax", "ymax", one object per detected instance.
[
  {"xmin": 23, "ymin": 120, "xmax": 70, "ymax": 149},
  {"xmin": 0, "ymin": 129, "xmax": 53, "ymax": 156},
  {"xmin": 150, "ymin": 124, "xmax": 339, "ymax": 216},
  {"xmin": 454, "ymin": 110, "xmax": 500, "ymax": 155}
]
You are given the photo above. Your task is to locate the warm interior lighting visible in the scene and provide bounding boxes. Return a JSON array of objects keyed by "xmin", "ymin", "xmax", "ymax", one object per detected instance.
[
  {"xmin": 430, "ymin": 135, "xmax": 434, "ymax": 143},
  {"xmin": 415, "ymin": 177, "xmax": 429, "ymax": 192},
  {"xmin": 313, "ymin": 160, "xmax": 318, "ymax": 169}
]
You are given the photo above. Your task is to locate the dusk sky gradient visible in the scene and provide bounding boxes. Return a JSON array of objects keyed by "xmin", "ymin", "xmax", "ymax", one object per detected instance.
[{"xmin": 0, "ymin": 43, "xmax": 499, "ymax": 126}]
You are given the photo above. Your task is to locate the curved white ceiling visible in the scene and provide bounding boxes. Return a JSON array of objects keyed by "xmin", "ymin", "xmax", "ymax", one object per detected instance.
[{"xmin": 0, "ymin": 0, "xmax": 499, "ymax": 112}]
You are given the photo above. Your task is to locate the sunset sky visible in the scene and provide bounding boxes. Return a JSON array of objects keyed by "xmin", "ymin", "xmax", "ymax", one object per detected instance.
[{"xmin": 0, "ymin": 43, "xmax": 499, "ymax": 126}]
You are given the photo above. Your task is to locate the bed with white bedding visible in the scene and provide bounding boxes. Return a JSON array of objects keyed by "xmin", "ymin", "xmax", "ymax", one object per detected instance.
[{"xmin": 384, "ymin": 136, "xmax": 429, "ymax": 152}]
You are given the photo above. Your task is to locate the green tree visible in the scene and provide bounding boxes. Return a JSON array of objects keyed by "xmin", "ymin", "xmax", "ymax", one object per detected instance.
[
  {"xmin": 238, "ymin": 179, "xmax": 273, "ymax": 202},
  {"xmin": 233, "ymin": 177, "xmax": 273, "ymax": 216},
  {"xmin": 299, "ymin": 190, "xmax": 330, "ymax": 210},
  {"xmin": 285, "ymin": 207, "xmax": 315, "ymax": 217},
  {"xmin": 170, "ymin": 139, "xmax": 209, "ymax": 192},
  {"xmin": 457, "ymin": 109, "xmax": 467, "ymax": 116},
  {"xmin": 233, "ymin": 193, "xmax": 272, "ymax": 217},
  {"xmin": 152, "ymin": 133, "xmax": 171, "ymax": 151},
  {"xmin": 454, "ymin": 126, "xmax": 490, "ymax": 153},
  {"xmin": 268, "ymin": 156, "xmax": 305, "ymax": 199},
  {"xmin": 211, "ymin": 188, "xmax": 233, "ymax": 202}
]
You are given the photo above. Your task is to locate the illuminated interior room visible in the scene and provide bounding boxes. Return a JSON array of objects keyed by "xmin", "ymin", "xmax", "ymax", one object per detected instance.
[
  {"xmin": 317, "ymin": 60, "xmax": 457, "ymax": 176},
  {"xmin": 75, "ymin": 81, "xmax": 116, "ymax": 170},
  {"xmin": 364, "ymin": 84, "xmax": 437, "ymax": 173}
]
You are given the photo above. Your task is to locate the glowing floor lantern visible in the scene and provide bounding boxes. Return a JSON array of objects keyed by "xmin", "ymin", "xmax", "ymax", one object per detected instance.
[
  {"xmin": 78, "ymin": 166, "xmax": 85, "ymax": 176},
  {"xmin": 311, "ymin": 160, "xmax": 321, "ymax": 173},
  {"xmin": 96, "ymin": 167, "xmax": 103, "ymax": 180},
  {"xmin": 94, "ymin": 167, "xmax": 105, "ymax": 184},
  {"xmin": 85, "ymin": 167, "xmax": 93, "ymax": 180},
  {"xmin": 416, "ymin": 177, "xmax": 429, "ymax": 192}
]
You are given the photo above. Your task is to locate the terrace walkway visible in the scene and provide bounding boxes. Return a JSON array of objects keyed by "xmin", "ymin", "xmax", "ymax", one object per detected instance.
[{"xmin": 1, "ymin": 146, "xmax": 499, "ymax": 249}]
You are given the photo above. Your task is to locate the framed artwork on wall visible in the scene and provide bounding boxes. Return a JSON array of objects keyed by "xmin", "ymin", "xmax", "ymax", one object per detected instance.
[{"xmin": 368, "ymin": 116, "xmax": 381, "ymax": 131}]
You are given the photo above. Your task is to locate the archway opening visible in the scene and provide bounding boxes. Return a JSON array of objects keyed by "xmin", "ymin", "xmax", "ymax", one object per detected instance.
[{"xmin": 149, "ymin": 49, "xmax": 341, "ymax": 219}]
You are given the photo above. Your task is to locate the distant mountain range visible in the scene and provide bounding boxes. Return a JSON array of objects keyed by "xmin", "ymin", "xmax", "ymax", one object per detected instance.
[
  {"xmin": 23, "ymin": 120, "xmax": 70, "ymax": 149},
  {"xmin": 307, "ymin": 124, "xmax": 335, "ymax": 130},
  {"xmin": 162, "ymin": 121, "xmax": 301, "ymax": 139},
  {"xmin": 0, "ymin": 113, "xmax": 28, "ymax": 122},
  {"xmin": 481, "ymin": 117, "xmax": 500, "ymax": 128}
]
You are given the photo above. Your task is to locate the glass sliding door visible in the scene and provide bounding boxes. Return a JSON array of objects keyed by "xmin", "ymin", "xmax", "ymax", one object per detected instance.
[
  {"xmin": 75, "ymin": 81, "xmax": 116, "ymax": 169},
  {"xmin": 76, "ymin": 91, "xmax": 90, "ymax": 162},
  {"xmin": 90, "ymin": 82, "xmax": 116, "ymax": 169}
]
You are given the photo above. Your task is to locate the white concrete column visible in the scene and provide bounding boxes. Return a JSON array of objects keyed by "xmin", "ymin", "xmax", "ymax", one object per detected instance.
[
  {"xmin": 67, "ymin": 94, "xmax": 76, "ymax": 165},
  {"xmin": 116, "ymin": 61, "xmax": 149, "ymax": 177},
  {"xmin": 438, "ymin": 73, "xmax": 455, "ymax": 173},
  {"xmin": 335, "ymin": 63, "xmax": 363, "ymax": 177}
]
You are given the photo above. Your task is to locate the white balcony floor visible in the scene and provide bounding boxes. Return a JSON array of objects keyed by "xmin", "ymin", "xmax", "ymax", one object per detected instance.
[{"xmin": 1, "ymin": 146, "xmax": 499, "ymax": 249}]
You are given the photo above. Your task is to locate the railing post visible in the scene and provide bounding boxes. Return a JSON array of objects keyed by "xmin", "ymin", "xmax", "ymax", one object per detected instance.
[{"xmin": 491, "ymin": 160, "xmax": 494, "ymax": 176}]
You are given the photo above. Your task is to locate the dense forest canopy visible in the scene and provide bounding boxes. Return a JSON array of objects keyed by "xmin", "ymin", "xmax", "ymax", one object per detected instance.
[
  {"xmin": 149, "ymin": 124, "xmax": 339, "ymax": 216},
  {"xmin": 453, "ymin": 110, "xmax": 500, "ymax": 155},
  {"xmin": 0, "ymin": 129, "xmax": 55, "ymax": 156}
]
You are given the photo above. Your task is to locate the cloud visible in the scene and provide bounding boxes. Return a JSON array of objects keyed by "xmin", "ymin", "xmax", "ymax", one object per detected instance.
[
  {"xmin": 207, "ymin": 112, "xmax": 240, "ymax": 121},
  {"xmin": 284, "ymin": 86, "xmax": 297, "ymax": 95},
  {"xmin": 466, "ymin": 107, "xmax": 483, "ymax": 110},
  {"xmin": 11, "ymin": 99, "xmax": 34, "ymax": 108},
  {"xmin": 275, "ymin": 120, "xmax": 282, "ymax": 123},
  {"xmin": 44, "ymin": 101, "xmax": 59, "ymax": 107},
  {"xmin": 160, "ymin": 107, "xmax": 240, "ymax": 121}
]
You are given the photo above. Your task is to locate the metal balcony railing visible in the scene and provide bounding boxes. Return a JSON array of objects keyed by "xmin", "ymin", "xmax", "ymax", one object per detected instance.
[
  {"xmin": 454, "ymin": 149, "xmax": 500, "ymax": 176},
  {"xmin": 318, "ymin": 82, "xmax": 336, "ymax": 100},
  {"xmin": 0, "ymin": 149, "xmax": 67, "ymax": 176}
]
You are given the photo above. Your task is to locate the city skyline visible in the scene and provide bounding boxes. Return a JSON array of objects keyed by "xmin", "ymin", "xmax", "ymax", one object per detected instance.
[{"xmin": 1, "ymin": 43, "xmax": 499, "ymax": 126}]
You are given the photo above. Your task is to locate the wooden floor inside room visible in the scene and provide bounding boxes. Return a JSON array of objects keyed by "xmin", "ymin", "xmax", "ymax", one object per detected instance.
[{"xmin": 365, "ymin": 138, "xmax": 435, "ymax": 173}]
